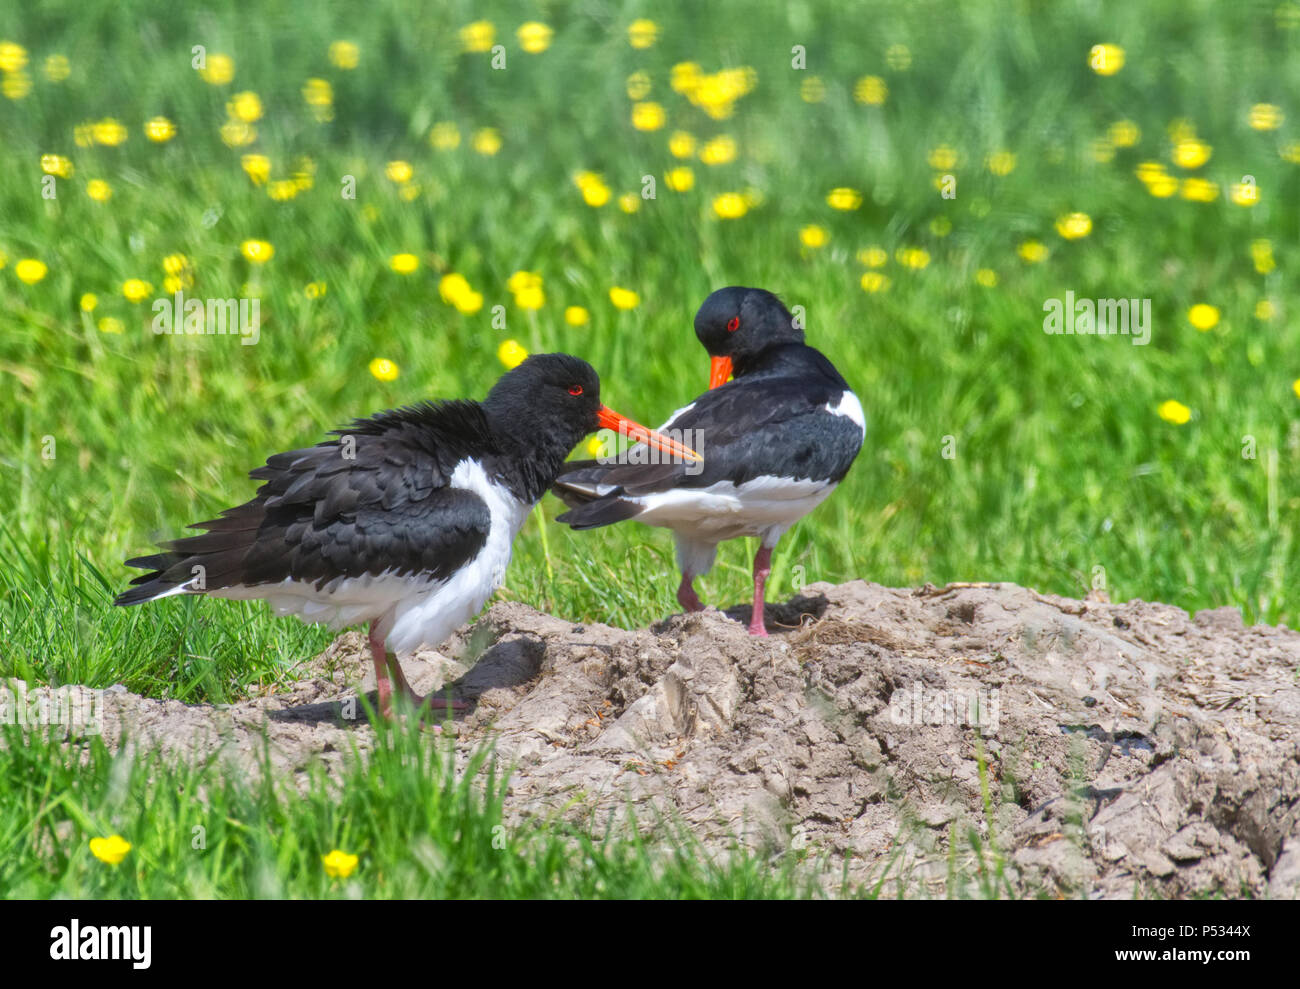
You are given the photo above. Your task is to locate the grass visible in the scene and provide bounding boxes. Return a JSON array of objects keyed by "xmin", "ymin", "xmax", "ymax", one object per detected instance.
[{"xmin": 0, "ymin": 0, "xmax": 1296, "ymax": 897}]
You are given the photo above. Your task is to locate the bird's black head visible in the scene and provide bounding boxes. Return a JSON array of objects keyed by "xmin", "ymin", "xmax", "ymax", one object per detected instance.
[
  {"xmin": 482, "ymin": 353, "xmax": 701, "ymax": 502},
  {"xmin": 693, "ymin": 286, "xmax": 803, "ymax": 387},
  {"xmin": 484, "ymin": 353, "xmax": 603, "ymax": 456}
]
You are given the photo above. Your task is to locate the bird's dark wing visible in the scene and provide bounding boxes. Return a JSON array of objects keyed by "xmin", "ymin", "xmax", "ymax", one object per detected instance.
[{"xmin": 116, "ymin": 401, "xmax": 496, "ymax": 604}]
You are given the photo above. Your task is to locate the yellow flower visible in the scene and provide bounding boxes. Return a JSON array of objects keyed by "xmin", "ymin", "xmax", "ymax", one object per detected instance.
[
  {"xmin": 1088, "ymin": 43, "xmax": 1125, "ymax": 76},
  {"xmin": 40, "ymin": 154, "xmax": 74, "ymax": 178},
  {"xmin": 1172, "ymin": 138, "xmax": 1211, "ymax": 169},
  {"xmin": 860, "ymin": 271, "xmax": 890, "ymax": 293},
  {"xmin": 517, "ymin": 22, "xmax": 554, "ymax": 54},
  {"xmin": 268, "ymin": 179, "xmax": 299, "ymax": 201},
  {"xmin": 302, "ymin": 78, "xmax": 333, "ymax": 107},
  {"xmin": 1251, "ymin": 239, "xmax": 1275, "ymax": 274},
  {"xmin": 628, "ymin": 19, "xmax": 659, "ymax": 49},
  {"xmin": 581, "ymin": 180, "xmax": 610, "ymax": 207},
  {"xmin": 609, "ymin": 287, "xmax": 640, "ymax": 310},
  {"xmin": 857, "ymin": 247, "xmax": 888, "ymax": 267},
  {"xmin": 439, "ymin": 273, "xmax": 471, "ymax": 304},
  {"xmin": 89, "ymin": 835, "xmax": 131, "ymax": 866},
  {"xmin": 472, "ymin": 128, "xmax": 502, "ymax": 155},
  {"xmin": 0, "ymin": 40, "xmax": 29, "ymax": 73},
  {"xmin": 975, "ymin": 268, "xmax": 998, "ymax": 287},
  {"xmin": 200, "ymin": 53, "xmax": 234, "ymax": 85},
  {"xmin": 305, "ymin": 281, "xmax": 327, "ymax": 299},
  {"xmin": 329, "ymin": 41, "xmax": 360, "ymax": 70},
  {"xmin": 670, "ymin": 62, "xmax": 701, "ymax": 95},
  {"xmin": 1293, "ymin": 377, "xmax": 1300, "ymax": 400},
  {"xmin": 460, "ymin": 21, "xmax": 495, "ymax": 53},
  {"xmin": 1018, "ymin": 240, "xmax": 1049, "ymax": 263},
  {"xmin": 80, "ymin": 293, "xmax": 98, "ymax": 311},
  {"xmin": 1180, "ymin": 177, "xmax": 1218, "ymax": 202},
  {"xmin": 565, "ymin": 306, "xmax": 590, "ymax": 326},
  {"xmin": 241, "ymin": 154, "xmax": 271, "ymax": 185},
  {"xmin": 390, "ymin": 253, "xmax": 419, "ymax": 274},
  {"xmin": 712, "ymin": 192, "xmax": 748, "ymax": 219},
  {"xmin": 98, "ymin": 317, "xmax": 124, "ymax": 334},
  {"xmin": 385, "ymin": 160, "xmax": 413, "ymax": 183},
  {"xmin": 1109, "ymin": 120, "xmax": 1140, "ymax": 147},
  {"xmin": 928, "ymin": 145, "xmax": 958, "ymax": 170},
  {"xmin": 429, "ymin": 122, "xmax": 461, "ymax": 150},
  {"xmin": 92, "ymin": 118, "xmax": 127, "ymax": 146},
  {"xmin": 162, "ymin": 254, "xmax": 190, "ymax": 276},
  {"xmin": 1137, "ymin": 163, "xmax": 1178, "ymax": 197},
  {"xmin": 668, "ymin": 131, "xmax": 696, "ymax": 158},
  {"xmin": 1230, "ymin": 181, "xmax": 1259, "ymax": 206},
  {"xmin": 1255, "ymin": 300, "xmax": 1275, "ymax": 321},
  {"xmin": 398, "ymin": 182, "xmax": 419, "ymax": 202},
  {"xmin": 664, "ymin": 166, "xmax": 694, "ymax": 191},
  {"xmin": 885, "ymin": 44, "xmax": 911, "ymax": 70},
  {"xmin": 699, "ymin": 136, "xmax": 737, "ymax": 166},
  {"xmin": 854, "ymin": 75, "xmax": 887, "ymax": 106},
  {"xmin": 515, "ymin": 285, "xmax": 545, "ymax": 309},
  {"xmin": 2, "ymin": 70, "xmax": 31, "ymax": 100},
  {"xmin": 1249, "ymin": 103, "xmax": 1282, "ymax": 131},
  {"xmin": 1282, "ymin": 141, "xmax": 1300, "ymax": 163},
  {"xmin": 618, "ymin": 192, "xmax": 640, "ymax": 213},
  {"xmin": 163, "ymin": 276, "xmax": 182, "ymax": 293},
  {"xmin": 228, "ymin": 91, "xmax": 263, "ymax": 123},
  {"xmin": 800, "ymin": 76, "xmax": 826, "ymax": 103},
  {"xmin": 800, "ymin": 225, "xmax": 829, "ymax": 249},
  {"xmin": 1187, "ymin": 304, "xmax": 1220, "ymax": 331},
  {"xmin": 1055, "ymin": 212, "xmax": 1092, "ymax": 240},
  {"xmin": 220, "ymin": 120, "xmax": 256, "ymax": 147},
  {"xmin": 498, "ymin": 339, "xmax": 529, "ymax": 369},
  {"xmin": 507, "ymin": 271, "xmax": 542, "ymax": 294},
  {"xmin": 144, "ymin": 117, "xmax": 175, "ymax": 142},
  {"xmin": 322, "ymin": 849, "xmax": 359, "ymax": 878},
  {"xmin": 453, "ymin": 291, "xmax": 483, "ymax": 314},
  {"xmin": 626, "ymin": 71, "xmax": 651, "ymax": 99},
  {"xmin": 241, "ymin": 240, "xmax": 274, "ymax": 264},
  {"xmin": 15, "ymin": 259, "xmax": 47, "ymax": 284},
  {"xmin": 826, "ymin": 187, "xmax": 862, "ymax": 211},
  {"xmin": 86, "ymin": 179, "xmax": 112, "ymax": 202},
  {"xmin": 368, "ymin": 359, "xmax": 399, "ymax": 382},
  {"xmin": 122, "ymin": 279, "xmax": 153, "ymax": 303},
  {"xmin": 1157, "ymin": 400, "xmax": 1191, "ymax": 425},
  {"xmin": 585, "ymin": 436, "xmax": 606, "ymax": 457},
  {"xmin": 986, "ymin": 150, "xmax": 1016, "ymax": 176},
  {"xmin": 896, "ymin": 247, "xmax": 930, "ymax": 270},
  {"xmin": 631, "ymin": 101, "xmax": 666, "ymax": 131},
  {"xmin": 44, "ymin": 54, "xmax": 71, "ymax": 82}
]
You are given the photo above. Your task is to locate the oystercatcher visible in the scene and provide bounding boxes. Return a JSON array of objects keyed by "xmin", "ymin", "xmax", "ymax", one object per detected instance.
[
  {"xmin": 115, "ymin": 353, "xmax": 701, "ymax": 716},
  {"xmin": 553, "ymin": 287, "xmax": 863, "ymax": 635}
]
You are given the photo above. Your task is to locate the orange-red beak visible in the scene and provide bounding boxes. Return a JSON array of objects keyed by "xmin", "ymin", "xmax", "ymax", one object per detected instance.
[
  {"xmin": 596, "ymin": 405, "xmax": 703, "ymax": 463},
  {"xmin": 709, "ymin": 355, "xmax": 733, "ymax": 390}
]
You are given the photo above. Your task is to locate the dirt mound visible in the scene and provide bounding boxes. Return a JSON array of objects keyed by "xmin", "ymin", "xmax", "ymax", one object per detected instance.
[{"xmin": 15, "ymin": 580, "xmax": 1300, "ymax": 897}]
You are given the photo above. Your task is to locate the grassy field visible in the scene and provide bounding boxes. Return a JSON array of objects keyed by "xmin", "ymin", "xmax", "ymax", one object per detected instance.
[{"xmin": 1, "ymin": 0, "xmax": 1298, "ymax": 896}]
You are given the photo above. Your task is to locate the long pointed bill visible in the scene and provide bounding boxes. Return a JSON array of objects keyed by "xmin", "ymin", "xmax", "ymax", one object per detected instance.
[
  {"xmin": 709, "ymin": 355, "xmax": 733, "ymax": 390},
  {"xmin": 596, "ymin": 406, "xmax": 703, "ymax": 463}
]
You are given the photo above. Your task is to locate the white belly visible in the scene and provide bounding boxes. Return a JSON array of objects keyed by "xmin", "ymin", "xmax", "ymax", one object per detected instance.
[{"xmin": 635, "ymin": 475, "xmax": 838, "ymax": 544}]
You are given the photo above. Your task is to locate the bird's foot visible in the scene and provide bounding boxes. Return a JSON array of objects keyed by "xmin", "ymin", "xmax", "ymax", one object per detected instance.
[
  {"xmin": 676, "ymin": 577, "xmax": 705, "ymax": 613},
  {"xmin": 400, "ymin": 685, "xmax": 470, "ymax": 716},
  {"xmin": 747, "ymin": 617, "xmax": 769, "ymax": 637}
]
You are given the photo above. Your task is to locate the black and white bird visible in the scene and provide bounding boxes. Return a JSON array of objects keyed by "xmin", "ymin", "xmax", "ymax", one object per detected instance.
[
  {"xmin": 553, "ymin": 287, "xmax": 864, "ymax": 636},
  {"xmin": 115, "ymin": 353, "xmax": 700, "ymax": 716}
]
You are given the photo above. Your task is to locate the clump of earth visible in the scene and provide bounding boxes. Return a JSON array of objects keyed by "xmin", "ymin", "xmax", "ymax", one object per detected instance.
[{"xmin": 17, "ymin": 580, "xmax": 1300, "ymax": 898}]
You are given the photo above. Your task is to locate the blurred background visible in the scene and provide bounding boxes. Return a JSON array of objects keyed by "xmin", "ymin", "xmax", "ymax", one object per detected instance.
[{"xmin": 2, "ymin": 0, "xmax": 1298, "ymax": 700}]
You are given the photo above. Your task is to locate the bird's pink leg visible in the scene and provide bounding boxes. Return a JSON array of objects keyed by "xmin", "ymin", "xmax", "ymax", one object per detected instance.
[
  {"xmin": 368, "ymin": 622, "xmax": 395, "ymax": 718},
  {"xmin": 384, "ymin": 644, "xmax": 469, "ymax": 715},
  {"xmin": 748, "ymin": 546, "xmax": 772, "ymax": 637},
  {"xmin": 677, "ymin": 574, "xmax": 705, "ymax": 613}
]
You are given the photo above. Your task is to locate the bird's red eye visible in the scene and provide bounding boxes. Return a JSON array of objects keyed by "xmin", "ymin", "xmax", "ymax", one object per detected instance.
[
  {"xmin": 726, "ymin": 316, "xmax": 740, "ymax": 332},
  {"xmin": 568, "ymin": 384, "xmax": 584, "ymax": 396}
]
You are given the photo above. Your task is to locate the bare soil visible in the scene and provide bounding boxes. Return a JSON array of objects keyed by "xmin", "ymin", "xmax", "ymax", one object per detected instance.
[{"xmin": 19, "ymin": 580, "xmax": 1300, "ymax": 898}]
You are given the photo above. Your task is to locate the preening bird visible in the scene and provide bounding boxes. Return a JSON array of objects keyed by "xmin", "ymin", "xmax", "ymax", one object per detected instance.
[{"xmin": 553, "ymin": 287, "xmax": 864, "ymax": 635}]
